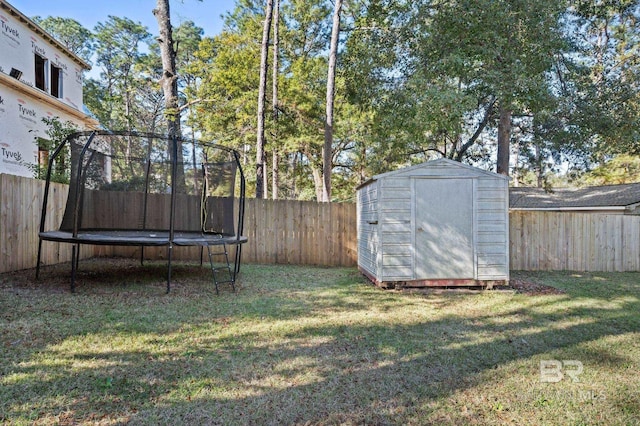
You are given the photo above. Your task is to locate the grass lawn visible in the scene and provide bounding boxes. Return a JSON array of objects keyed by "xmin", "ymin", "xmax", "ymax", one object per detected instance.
[{"xmin": 1, "ymin": 259, "xmax": 639, "ymax": 425}]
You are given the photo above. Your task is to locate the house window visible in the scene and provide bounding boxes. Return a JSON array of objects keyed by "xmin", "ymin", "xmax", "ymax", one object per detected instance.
[
  {"xmin": 51, "ymin": 64, "xmax": 63, "ymax": 98},
  {"xmin": 9, "ymin": 68, "xmax": 22, "ymax": 79},
  {"xmin": 35, "ymin": 53, "xmax": 47, "ymax": 91}
]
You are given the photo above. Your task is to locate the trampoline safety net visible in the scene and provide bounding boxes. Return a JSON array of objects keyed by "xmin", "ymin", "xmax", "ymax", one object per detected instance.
[{"xmin": 37, "ymin": 130, "xmax": 247, "ymax": 293}]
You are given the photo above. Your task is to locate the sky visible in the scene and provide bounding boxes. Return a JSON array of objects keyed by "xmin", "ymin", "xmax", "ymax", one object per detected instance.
[{"xmin": 8, "ymin": 0, "xmax": 237, "ymax": 38}]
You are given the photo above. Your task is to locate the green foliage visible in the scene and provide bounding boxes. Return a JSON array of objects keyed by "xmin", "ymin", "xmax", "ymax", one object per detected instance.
[
  {"xmin": 92, "ymin": 16, "xmax": 154, "ymax": 132},
  {"xmin": 30, "ymin": 116, "xmax": 78, "ymax": 183},
  {"xmin": 187, "ymin": 0, "xmax": 340, "ymax": 199},
  {"xmin": 578, "ymin": 155, "xmax": 640, "ymax": 186},
  {"xmin": 558, "ymin": 1, "xmax": 640, "ymax": 161},
  {"xmin": 435, "ymin": 0, "xmax": 564, "ymax": 99},
  {"xmin": 173, "ymin": 21, "xmax": 204, "ymax": 91},
  {"xmin": 361, "ymin": 0, "xmax": 636, "ymax": 186},
  {"xmin": 100, "ymin": 175, "xmax": 148, "ymax": 192},
  {"xmin": 188, "ymin": 33, "xmax": 260, "ymax": 144},
  {"xmin": 32, "ymin": 16, "xmax": 94, "ymax": 63}
]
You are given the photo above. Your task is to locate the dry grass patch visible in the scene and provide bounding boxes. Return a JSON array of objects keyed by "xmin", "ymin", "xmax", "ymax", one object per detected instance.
[{"xmin": 1, "ymin": 261, "xmax": 639, "ymax": 425}]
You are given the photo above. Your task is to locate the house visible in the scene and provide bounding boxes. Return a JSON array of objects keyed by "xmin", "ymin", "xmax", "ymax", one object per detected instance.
[
  {"xmin": 510, "ymin": 183, "xmax": 640, "ymax": 215},
  {"xmin": 356, "ymin": 158, "xmax": 510, "ymax": 288},
  {"xmin": 0, "ymin": 0, "xmax": 98, "ymax": 177}
]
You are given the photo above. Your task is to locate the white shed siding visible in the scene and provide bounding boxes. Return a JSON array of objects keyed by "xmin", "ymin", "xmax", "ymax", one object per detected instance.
[
  {"xmin": 379, "ymin": 177, "xmax": 413, "ymax": 280},
  {"xmin": 357, "ymin": 181, "xmax": 378, "ymax": 277},
  {"xmin": 475, "ymin": 177, "xmax": 509, "ymax": 279}
]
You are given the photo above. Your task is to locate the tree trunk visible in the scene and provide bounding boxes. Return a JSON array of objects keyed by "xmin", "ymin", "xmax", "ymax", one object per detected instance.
[
  {"xmin": 271, "ymin": 0, "xmax": 280, "ymax": 200},
  {"xmin": 496, "ymin": 105, "xmax": 511, "ymax": 176},
  {"xmin": 153, "ymin": 0, "xmax": 180, "ymax": 139},
  {"xmin": 256, "ymin": 0, "xmax": 274, "ymax": 199},
  {"xmin": 290, "ymin": 153, "xmax": 299, "ymax": 199},
  {"xmin": 153, "ymin": 0, "xmax": 185, "ymax": 189},
  {"xmin": 536, "ymin": 143, "xmax": 544, "ymax": 188},
  {"xmin": 322, "ymin": 0, "xmax": 342, "ymax": 203},
  {"xmin": 359, "ymin": 141, "xmax": 367, "ymax": 185},
  {"xmin": 513, "ymin": 145, "xmax": 520, "ymax": 187},
  {"xmin": 272, "ymin": 151, "xmax": 279, "ymax": 199},
  {"xmin": 311, "ymin": 165, "xmax": 324, "ymax": 202}
]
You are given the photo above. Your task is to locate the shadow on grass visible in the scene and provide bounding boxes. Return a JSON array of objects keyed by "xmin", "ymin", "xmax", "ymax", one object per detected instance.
[{"xmin": 1, "ymin": 262, "xmax": 639, "ymax": 424}]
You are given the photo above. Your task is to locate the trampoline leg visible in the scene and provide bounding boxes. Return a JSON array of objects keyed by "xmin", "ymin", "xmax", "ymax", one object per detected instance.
[
  {"xmin": 227, "ymin": 245, "xmax": 236, "ymax": 293},
  {"xmin": 166, "ymin": 244, "xmax": 173, "ymax": 294},
  {"xmin": 140, "ymin": 246, "xmax": 145, "ymax": 266},
  {"xmin": 234, "ymin": 244, "xmax": 243, "ymax": 276},
  {"xmin": 36, "ymin": 239, "xmax": 43, "ymax": 280},
  {"xmin": 70, "ymin": 244, "xmax": 79, "ymax": 293}
]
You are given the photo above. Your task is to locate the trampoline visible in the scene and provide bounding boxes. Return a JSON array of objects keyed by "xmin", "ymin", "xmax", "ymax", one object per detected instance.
[{"xmin": 36, "ymin": 130, "xmax": 248, "ymax": 293}]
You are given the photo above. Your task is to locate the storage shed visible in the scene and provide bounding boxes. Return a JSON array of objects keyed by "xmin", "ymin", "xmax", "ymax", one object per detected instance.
[{"xmin": 356, "ymin": 158, "xmax": 509, "ymax": 288}]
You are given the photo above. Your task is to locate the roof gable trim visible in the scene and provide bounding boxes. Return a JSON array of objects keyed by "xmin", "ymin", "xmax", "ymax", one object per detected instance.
[{"xmin": 360, "ymin": 158, "xmax": 508, "ymax": 187}]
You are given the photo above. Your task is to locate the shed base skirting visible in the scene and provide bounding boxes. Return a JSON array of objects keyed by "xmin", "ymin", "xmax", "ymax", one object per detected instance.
[{"xmin": 359, "ymin": 267, "xmax": 507, "ymax": 290}]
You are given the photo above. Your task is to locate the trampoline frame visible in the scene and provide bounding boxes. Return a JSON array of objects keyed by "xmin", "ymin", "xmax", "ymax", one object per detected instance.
[{"xmin": 36, "ymin": 130, "xmax": 248, "ymax": 293}]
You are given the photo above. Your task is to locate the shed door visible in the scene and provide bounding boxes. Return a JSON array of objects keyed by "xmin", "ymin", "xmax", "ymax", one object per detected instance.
[{"xmin": 414, "ymin": 178, "xmax": 474, "ymax": 279}]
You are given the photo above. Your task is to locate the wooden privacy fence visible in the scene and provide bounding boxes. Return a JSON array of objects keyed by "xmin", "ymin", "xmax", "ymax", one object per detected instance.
[
  {"xmin": 509, "ymin": 211, "xmax": 640, "ymax": 272},
  {"xmin": 101, "ymin": 198, "xmax": 358, "ymax": 267},
  {"xmin": 1, "ymin": 174, "xmax": 640, "ymax": 273},
  {"xmin": 0, "ymin": 174, "xmax": 357, "ymax": 273},
  {"xmin": 0, "ymin": 174, "xmax": 93, "ymax": 273},
  {"xmin": 243, "ymin": 198, "xmax": 357, "ymax": 266}
]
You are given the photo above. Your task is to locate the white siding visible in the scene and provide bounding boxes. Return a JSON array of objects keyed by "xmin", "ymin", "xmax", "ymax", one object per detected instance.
[
  {"xmin": 0, "ymin": 82, "xmax": 92, "ymax": 176},
  {"xmin": 475, "ymin": 178, "xmax": 509, "ymax": 279},
  {"xmin": 357, "ymin": 181, "xmax": 378, "ymax": 277},
  {"xmin": 379, "ymin": 177, "xmax": 413, "ymax": 281}
]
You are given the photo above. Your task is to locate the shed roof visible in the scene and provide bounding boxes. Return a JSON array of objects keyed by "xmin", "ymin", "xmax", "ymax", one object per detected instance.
[
  {"xmin": 357, "ymin": 158, "xmax": 508, "ymax": 190},
  {"xmin": 509, "ymin": 183, "xmax": 640, "ymax": 210}
]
